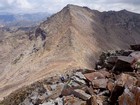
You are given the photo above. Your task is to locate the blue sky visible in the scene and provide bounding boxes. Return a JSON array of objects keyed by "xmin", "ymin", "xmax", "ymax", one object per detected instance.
[{"xmin": 0, "ymin": 0, "xmax": 140, "ymax": 14}]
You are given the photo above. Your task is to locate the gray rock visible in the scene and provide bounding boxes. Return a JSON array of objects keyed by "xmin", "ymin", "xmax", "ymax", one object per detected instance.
[
  {"xmin": 55, "ymin": 97, "xmax": 63, "ymax": 105},
  {"xmin": 71, "ymin": 76, "xmax": 86, "ymax": 85},
  {"xmin": 39, "ymin": 100, "xmax": 55, "ymax": 105},
  {"xmin": 73, "ymin": 89, "xmax": 91, "ymax": 101},
  {"xmin": 75, "ymin": 72, "xmax": 86, "ymax": 80}
]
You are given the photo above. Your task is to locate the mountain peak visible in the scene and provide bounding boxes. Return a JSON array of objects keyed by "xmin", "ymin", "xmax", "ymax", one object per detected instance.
[
  {"xmin": 0, "ymin": 4, "xmax": 140, "ymax": 101},
  {"xmin": 66, "ymin": 4, "xmax": 80, "ymax": 8},
  {"xmin": 119, "ymin": 9, "xmax": 130, "ymax": 13},
  {"xmin": 63, "ymin": 4, "xmax": 84, "ymax": 12}
]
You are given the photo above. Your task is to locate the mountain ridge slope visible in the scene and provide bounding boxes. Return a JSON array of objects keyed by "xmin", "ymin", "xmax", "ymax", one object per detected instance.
[{"xmin": 0, "ymin": 4, "xmax": 140, "ymax": 100}]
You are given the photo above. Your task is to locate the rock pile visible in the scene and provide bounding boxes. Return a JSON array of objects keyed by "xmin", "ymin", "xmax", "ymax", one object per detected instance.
[
  {"xmin": 1, "ymin": 45, "xmax": 140, "ymax": 105},
  {"xmin": 4, "ymin": 68, "xmax": 138, "ymax": 105},
  {"xmin": 1, "ymin": 70, "xmax": 140, "ymax": 105}
]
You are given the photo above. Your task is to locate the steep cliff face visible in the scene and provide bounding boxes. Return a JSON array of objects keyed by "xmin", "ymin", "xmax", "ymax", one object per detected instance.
[{"xmin": 0, "ymin": 4, "xmax": 140, "ymax": 100}]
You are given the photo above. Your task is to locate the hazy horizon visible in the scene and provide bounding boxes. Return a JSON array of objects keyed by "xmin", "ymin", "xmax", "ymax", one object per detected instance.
[{"xmin": 0, "ymin": 0, "xmax": 140, "ymax": 14}]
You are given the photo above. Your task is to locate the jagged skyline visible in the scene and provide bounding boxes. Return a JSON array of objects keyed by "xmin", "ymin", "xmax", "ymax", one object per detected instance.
[{"xmin": 0, "ymin": 0, "xmax": 140, "ymax": 14}]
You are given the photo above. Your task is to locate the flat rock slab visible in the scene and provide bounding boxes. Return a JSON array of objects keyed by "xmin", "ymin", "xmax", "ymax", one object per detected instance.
[
  {"xmin": 92, "ymin": 79, "xmax": 108, "ymax": 89},
  {"xmin": 73, "ymin": 89, "xmax": 91, "ymax": 101},
  {"xmin": 84, "ymin": 72, "xmax": 105, "ymax": 82}
]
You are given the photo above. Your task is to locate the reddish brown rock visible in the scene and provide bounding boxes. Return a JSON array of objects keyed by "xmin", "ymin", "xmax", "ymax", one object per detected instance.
[
  {"xmin": 92, "ymin": 79, "xmax": 108, "ymax": 89},
  {"xmin": 84, "ymin": 72, "xmax": 105, "ymax": 82},
  {"xmin": 116, "ymin": 73, "xmax": 138, "ymax": 88},
  {"xmin": 136, "ymin": 80, "xmax": 140, "ymax": 87},
  {"xmin": 98, "ymin": 70, "xmax": 112, "ymax": 78},
  {"xmin": 96, "ymin": 95, "xmax": 108, "ymax": 105},
  {"xmin": 107, "ymin": 80, "xmax": 115, "ymax": 92},
  {"xmin": 64, "ymin": 95, "xmax": 86, "ymax": 105},
  {"xmin": 119, "ymin": 86, "xmax": 140, "ymax": 105},
  {"xmin": 87, "ymin": 95, "xmax": 98, "ymax": 105},
  {"xmin": 61, "ymin": 87, "xmax": 75, "ymax": 96}
]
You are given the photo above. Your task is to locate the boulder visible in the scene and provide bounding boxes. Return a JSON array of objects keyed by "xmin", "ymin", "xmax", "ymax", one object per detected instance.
[{"xmin": 113, "ymin": 56, "xmax": 135, "ymax": 72}]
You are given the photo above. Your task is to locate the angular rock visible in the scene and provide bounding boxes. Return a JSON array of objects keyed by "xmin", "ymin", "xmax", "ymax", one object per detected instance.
[
  {"xmin": 121, "ymin": 50, "xmax": 134, "ymax": 56},
  {"xmin": 47, "ymin": 83, "xmax": 64, "ymax": 99},
  {"xmin": 130, "ymin": 44, "xmax": 140, "ymax": 51},
  {"xmin": 61, "ymin": 86, "xmax": 77, "ymax": 96},
  {"xmin": 75, "ymin": 72, "xmax": 86, "ymax": 80},
  {"xmin": 84, "ymin": 72, "xmax": 105, "ymax": 82},
  {"xmin": 77, "ymin": 69, "xmax": 96, "ymax": 74},
  {"xmin": 98, "ymin": 90, "xmax": 110, "ymax": 96},
  {"xmin": 92, "ymin": 79, "xmax": 108, "ymax": 89},
  {"xmin": 98, "ymin": 70, "xmax": 112, "ymax": 78},
  {"xmin": 113, "ymin": 56, "xmax": 135, "ymax": 72},
  {"xmin": 50, "ymin": 84, "xmax": 57, "ymax": 91},
  {"xmin": 86, "ymin": 86, "xmax": 95, "ymax": 95},
  {"xmin": 116, "ymin": 73, "xmax": 138, "ymax": 88},
  {"xmin": 130, "ymin": 51, "xmax": 140, "ymax": 60},
  {"xmin": 63, "ymin": 96, "xmax": 86, "ymax": 105},
  {"xmin": 87, "ymin": 95, "xmax": 98, "ymax": 105},
  {"xmin": 136, "ymin": 80, "xmax": 140, "ymax": 87},
  {"xmin": 68, "ymin": 80, "xmax": 81, "ymax": 87},
  {"xmin": 71, "ymin": 76, "xmax": 86, "ymax": 85},
  {"xmin": 107, "ymin": 80, "xmax": 115, "ymax": 92},
  {"xmin": 119, "ymin": 87, "xmax": 140, "ymax": 105},
  {"xmin": 106, "ymin": 56, "xmax": 118, "ymax": 64},
  {"xmin": 73, "ymin": 89, "xmax": 91, "ymax": 101},
  {"xmin": 109, "ymin": 84, "xmax": 124, "ymax": 103},
  {"xmin": 40, "ymin": 100, "xmax": 55, "ymax": 105},
  {"xmin": 96, "ymin": 95, "xmax": 108, "ymax": 105}
]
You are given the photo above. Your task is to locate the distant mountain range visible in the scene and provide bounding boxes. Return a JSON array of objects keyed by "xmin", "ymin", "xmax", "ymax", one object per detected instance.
[{"xmin": 0, "ymin": 12, "xmax": 50, "ymax": 27}]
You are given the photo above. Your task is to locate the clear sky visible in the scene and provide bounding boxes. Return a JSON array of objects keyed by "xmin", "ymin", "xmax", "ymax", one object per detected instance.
[{"xmin": 0, "ymin": 0, "xmax": 140, "ymax": 14}]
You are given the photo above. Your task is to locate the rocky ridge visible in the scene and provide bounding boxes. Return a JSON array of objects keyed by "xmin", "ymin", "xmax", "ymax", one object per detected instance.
[{"xmin": 0, "ymin": 4, "xmax": 140, "ymax": 101}]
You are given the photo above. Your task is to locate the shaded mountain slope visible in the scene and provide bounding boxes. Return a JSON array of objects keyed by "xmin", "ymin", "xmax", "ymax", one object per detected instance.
[{"xmin": 0, "ymin": 4, "xmax": 140, "ymax": 100}]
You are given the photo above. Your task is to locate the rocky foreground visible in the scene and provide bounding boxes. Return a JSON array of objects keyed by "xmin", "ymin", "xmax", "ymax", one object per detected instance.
[{"xmin": 1, "ymin": 45, "xmax": 140, "ymax": 105}]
